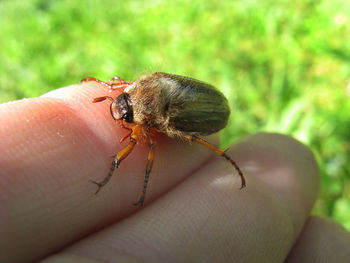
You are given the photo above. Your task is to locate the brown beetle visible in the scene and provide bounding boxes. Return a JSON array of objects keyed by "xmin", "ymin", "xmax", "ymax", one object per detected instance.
[{"xmin": 81, "ymin": 72, "xmax": 246, "ymax": 206}]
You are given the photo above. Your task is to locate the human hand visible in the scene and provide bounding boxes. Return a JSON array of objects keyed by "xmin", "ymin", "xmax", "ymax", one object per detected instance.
[{"xmin": 1, "ymin": 83, "xmax": 349, "ymax": 262}]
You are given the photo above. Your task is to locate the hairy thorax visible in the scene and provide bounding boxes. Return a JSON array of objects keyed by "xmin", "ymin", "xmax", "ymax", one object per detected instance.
[{"xmin": 125, "ymin": 74, "xmax": 182, "ymax": 137}]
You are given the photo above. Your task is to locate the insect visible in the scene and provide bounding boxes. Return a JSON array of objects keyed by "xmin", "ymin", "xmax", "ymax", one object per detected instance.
[{"xmin": 81, "ymin": 72, "xmax": 246, "ymax": 206}]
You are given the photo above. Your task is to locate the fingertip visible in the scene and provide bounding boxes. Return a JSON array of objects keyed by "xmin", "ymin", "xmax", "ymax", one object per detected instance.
[{"xmin": 230, "ymin": 133, "xmax": 319, "ymax": 231}]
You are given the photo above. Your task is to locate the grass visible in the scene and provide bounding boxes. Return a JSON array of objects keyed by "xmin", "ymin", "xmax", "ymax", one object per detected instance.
[{"xmin": 1, "ymin": 0, "xmax": 350, "ymax": 230}]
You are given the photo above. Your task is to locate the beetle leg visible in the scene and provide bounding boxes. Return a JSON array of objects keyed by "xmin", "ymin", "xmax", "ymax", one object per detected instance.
[
  {"xmin": 110, "ymin": 76, "xmax": 125, "ymax": 83},
  {"xmin": 133, "ymin": 139, "xmax": 156, "ymax": 206},
  {"xmin": 81, "ymin": 77, "xmax": 113, "ymax": 89},
  {"xmin": 110, "ymin": 76, "xmax": 132, "ymax": 85},
  {"xmin": 119, "ymin": 120, "xmax": 132, "ymax": 131},
  {"xmin": 91, "ymin": 125, "xmax": 142, "ymax": 194},
  {"xmin": 81, "ymin": 77, "xmax": 129, "ymax": 90},
  {"xmin": 185, "ymin": 135, "xmax": 246, "ymax": 189},
  {"xmin": 119, "ymin": 130, "xmax": 132, "ymax": 143},
  {"xmin": 118, "ymin": 120, "xmax": 133, "ymax": 143},
  {"xmin": 108, "ymin": 83, "xmax": 130, "ymax": 90}
]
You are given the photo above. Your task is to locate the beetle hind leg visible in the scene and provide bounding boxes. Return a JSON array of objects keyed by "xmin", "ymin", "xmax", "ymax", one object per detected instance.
[
  {"xmin": 221, "ymin": 150, "xmax": 246, "ymax": 189},
  {"xmin": 185, "ymin": 135, "xmax": 246, "ymax": 189}
]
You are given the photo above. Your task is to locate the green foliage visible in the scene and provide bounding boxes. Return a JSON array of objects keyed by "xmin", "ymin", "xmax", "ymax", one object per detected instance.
[{"xmin": 0, "ymin": 0, "xmax": 349, "ymax": 229}]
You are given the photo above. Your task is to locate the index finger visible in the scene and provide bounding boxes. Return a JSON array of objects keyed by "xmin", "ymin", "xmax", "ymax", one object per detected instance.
[{"xmin": 0, "ymin": 82, "xmax": 217, "ymax": 262}]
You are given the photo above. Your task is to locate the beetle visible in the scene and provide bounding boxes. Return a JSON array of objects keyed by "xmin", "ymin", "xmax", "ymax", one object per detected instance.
[{"xmin": 81, "ymin": 72, "xmax": 246, "ymax": 206}]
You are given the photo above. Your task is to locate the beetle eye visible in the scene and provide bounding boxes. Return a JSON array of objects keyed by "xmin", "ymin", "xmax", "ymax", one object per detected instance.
[{"xmin": 110, "ymin": 93, "xmax": 133, "ymax": 123}]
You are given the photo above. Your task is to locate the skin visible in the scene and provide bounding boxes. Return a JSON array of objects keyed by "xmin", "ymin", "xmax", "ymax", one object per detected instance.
[{"xmin": 0, "ymin": 82, "xmax": 349, "ymax": 263}]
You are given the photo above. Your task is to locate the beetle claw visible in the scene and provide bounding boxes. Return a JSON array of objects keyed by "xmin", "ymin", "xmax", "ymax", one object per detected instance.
[
  {"xmin": 90, "ymin": 180, "xmax": 104, "ymax": 194},
  {"xmin": 133, "ymin": 197, "xmax": 145, "ymax": 206}
]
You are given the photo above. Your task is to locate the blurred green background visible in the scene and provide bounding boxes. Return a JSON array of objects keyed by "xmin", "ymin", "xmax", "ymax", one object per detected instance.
[{"xmin": 1, "ymin": 0, "xmax": 349, "ymax": 230}]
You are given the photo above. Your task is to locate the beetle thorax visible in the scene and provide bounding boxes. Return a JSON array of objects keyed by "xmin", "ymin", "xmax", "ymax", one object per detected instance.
[{"xmin": 126, "ymin": 75, "xmax": 180, "ymax": 134}]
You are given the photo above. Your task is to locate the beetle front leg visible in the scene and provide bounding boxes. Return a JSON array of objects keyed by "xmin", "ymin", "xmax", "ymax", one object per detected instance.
[
  {"xmin": 91, "ymin": 125, "xmax": 142, "ymax": 194},
  {"xmin": 110, "ymin": 76, "xmax": 132, "ymax": 85},
  {"xmin": 184, "ymin": 135, "xmax": 246, "ymax": 189},
  {"xmin": 133, "ymin": 140, "xmax": 156, "ymax": 206},
  {"xmin": 81, "ymin": 77, "xmax": 130, "ymax": 90},
  {"xmin": 119, "ymin": 120, "xmax": 133, "ymax": 143}
]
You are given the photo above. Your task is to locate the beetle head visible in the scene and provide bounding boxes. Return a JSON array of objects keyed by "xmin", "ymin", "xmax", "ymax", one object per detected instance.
[{"xmin": 111, "ymin": 93, "xmax": 133, "ymax": 123}]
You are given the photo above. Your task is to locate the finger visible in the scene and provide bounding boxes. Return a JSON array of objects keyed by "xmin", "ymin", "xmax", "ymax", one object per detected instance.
[
  {"xmin": 285, "ymin": 216, "xmax": 350, "ymax": 263},
  {"xmin": 235, "ymin": 133, "xmax": 319, "ymax": 232},
  {"xmin": 0, "ymin": 82, "xmax": 216, "ymax": 262},
  {"xmin": 58, "ymin": 133, "xmax": 319, "ymax": 262}
]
